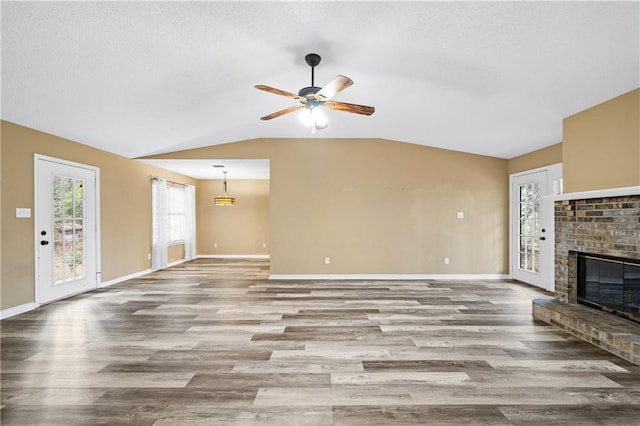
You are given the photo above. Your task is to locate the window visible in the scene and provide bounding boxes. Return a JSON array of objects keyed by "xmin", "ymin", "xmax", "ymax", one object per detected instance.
[{"xmin": 167, "ymin": 185, "xmax": 186, "ymax": 243}]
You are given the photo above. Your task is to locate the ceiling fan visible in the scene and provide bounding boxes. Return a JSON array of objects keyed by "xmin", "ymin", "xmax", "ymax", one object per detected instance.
[{"xmin": 255, "ymin": 53, "xmax": 375, "ymax": 131}]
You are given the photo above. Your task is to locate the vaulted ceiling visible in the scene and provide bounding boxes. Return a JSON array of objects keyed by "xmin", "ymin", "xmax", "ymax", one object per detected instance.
[{"xmin": 2, "ymin": 1, "xmax": 638, "ymax": 161}]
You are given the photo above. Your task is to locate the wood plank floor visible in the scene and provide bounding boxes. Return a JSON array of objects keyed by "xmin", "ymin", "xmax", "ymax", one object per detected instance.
[{"xmin": 2, "ymin": 258, "xmax": 640, "ymax": 425}]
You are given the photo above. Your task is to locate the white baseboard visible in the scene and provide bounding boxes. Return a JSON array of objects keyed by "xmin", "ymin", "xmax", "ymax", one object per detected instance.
[
  {"xmin": 99, "ymin": 268, "xmax": 152, "ymax": 288},
  {"xmin": 167, "ymin": 258, "xmax": 192, "ymax": 268},
  {"xmin": 197, "ymin": 254, "xmax": 270, "ymax": 259},
  {"xmin": 269, "ymin": 274, "xmax": 509, "ymax": 281},
  {"xmin": 1, "ymin": 302, "xmax": 38, "ymax": 320}
]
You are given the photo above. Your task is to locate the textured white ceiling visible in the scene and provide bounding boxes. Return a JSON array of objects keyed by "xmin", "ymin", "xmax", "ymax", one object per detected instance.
[{"xmin": 2, "ymin": 1, "xmax": 638, "ymax": 162}]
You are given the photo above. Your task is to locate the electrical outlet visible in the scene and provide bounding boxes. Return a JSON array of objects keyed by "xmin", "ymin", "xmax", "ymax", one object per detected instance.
[
  {"xmin": 214, "ymin": 243, "xmax": 218, "ymax": 248},
  {"xmin": 444, "ymin": 257, "xmax": 450, "ymax": 265},
  {"xmin": 148, "ymin": 253, "xmax": 151, "ymax": 260},
  {"xmin": 456, "ymin": 212, "xmax": 464, "ymax": 219},
  {"xmin": 262, "ymin": 243, "xmax": 267, "ymax": 248},
  {"xmin": 16, "ymin": 208, "xmax": 31, "ymax": 218},
  {"xmin": 324, "ymin": 257, "xmax": 330, "ymax": 265}
]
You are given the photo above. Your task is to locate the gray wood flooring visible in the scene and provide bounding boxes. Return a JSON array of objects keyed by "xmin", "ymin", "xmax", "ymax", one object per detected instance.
[{"xmin": 2, "ymin": 258, "xmax": 640, "ymax": 425}]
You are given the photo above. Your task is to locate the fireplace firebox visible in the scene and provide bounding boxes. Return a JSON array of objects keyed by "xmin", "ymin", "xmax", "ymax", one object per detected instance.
[{"xmin": 577, "ymin": 252, "xmax": 640, "ymax": 323}]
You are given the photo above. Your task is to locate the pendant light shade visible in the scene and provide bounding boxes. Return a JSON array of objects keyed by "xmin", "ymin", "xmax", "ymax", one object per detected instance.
[{"xmin": 214, "ymin": 171, "xmax": 235, "ymax": 206}]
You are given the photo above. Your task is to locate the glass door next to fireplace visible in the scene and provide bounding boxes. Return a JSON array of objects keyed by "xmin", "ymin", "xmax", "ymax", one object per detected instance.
[{"xmin": 510, "ymin": 164, "xmax": 562, "ymax": 291}]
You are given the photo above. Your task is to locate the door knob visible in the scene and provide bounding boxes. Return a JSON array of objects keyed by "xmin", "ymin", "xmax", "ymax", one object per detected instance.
[
  {"xmin": 539, "ymin": 236, "xmax": 546, "ymax": 241},
  {"xmin": 40, "ymin": 240, "xmax": 49, "ymax": 246}
]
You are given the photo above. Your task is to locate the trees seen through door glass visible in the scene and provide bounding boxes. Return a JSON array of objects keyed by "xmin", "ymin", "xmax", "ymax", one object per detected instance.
[
  {"xmin": 519, "ymin": 182, "xmax": 540, "ymax": 273},
  {"xmin": 52, "ymin": 175, "xmax": 85, "ymax": 284}
]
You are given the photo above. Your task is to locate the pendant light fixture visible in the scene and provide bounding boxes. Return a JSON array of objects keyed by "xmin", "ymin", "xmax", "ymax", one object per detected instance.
[{"xmin": 214, "ymin": 170, "xmax": 235, "ymax": 206}]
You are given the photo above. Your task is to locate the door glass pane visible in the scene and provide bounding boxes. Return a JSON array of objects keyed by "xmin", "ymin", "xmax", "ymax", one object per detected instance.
[
  {"xmin": 518, "ymin": 182, "xmax": 540, "ymax": 273},
  {"xmin": 53, "ymin": 219, "xmax": 64, "ymax": 241},
  {"xmin": 52, "ymin": 175, "xmax": 86, "ymax": 284},
  {"xmin": 53, "ymin": 241, "xmax": 64, "ymax": 283},
  {"xmin": 73, "ymin": 220, "xmax": 84, "ymax": 242},
  {"xmin": 63, "ymin": 240, "xmax": 75, "ymax": 280}
]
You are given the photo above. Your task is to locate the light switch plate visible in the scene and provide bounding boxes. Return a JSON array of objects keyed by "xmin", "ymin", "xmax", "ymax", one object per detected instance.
[
  {"xmin": 16, "ymin": 208, "xmax": 31, "ymax": 218},
  {"xmin": 456, "ymin": 211, "xmax": 464, "ymax": 219}
]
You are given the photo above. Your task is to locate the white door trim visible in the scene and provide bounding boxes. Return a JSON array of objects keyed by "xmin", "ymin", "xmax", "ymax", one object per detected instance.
[
  {"xmin": 509, "ymin": 163, "xmax": 562, "ymax": 291},
  {"xmin": 34, "ymin": 154, "xmax": 101, "ymax": 305}
]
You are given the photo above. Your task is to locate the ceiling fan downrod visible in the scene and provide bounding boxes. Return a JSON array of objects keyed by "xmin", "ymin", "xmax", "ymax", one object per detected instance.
[
  {"xmin": 298, "ymin": 53, "xmax": 322, "ymax": 98},
  {"xmin": 305, "ymin": 53, "xmax": 321, "ymax": 87}
]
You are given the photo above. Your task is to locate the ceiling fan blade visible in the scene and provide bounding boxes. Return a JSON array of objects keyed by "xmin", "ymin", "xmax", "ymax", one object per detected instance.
[
  {"xmin": 260, "ymin": 105, "xmax": 304, "ymax": 121},
  {"xmin": 325, "ymin": 101, "xmax": 375, "ymax": 116},
  {"xmin": 315, "ymin": 75, "xmax": 353, "ymax": 101},
  {"xmin": 255, "ymin": 85, "xmax": 303, "ymax": 100}
]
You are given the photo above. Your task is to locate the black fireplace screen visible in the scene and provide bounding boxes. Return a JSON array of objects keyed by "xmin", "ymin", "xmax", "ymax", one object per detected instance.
[{"xmin": 577, "ymin": 253, "xmax": 640, "ymax": 323}]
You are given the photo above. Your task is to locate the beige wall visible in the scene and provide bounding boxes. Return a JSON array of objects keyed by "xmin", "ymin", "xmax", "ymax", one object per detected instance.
[
  {"xmin": 168, "ymin": 244, "xmax": 185, "ymax": 263},
  {"xmin": 146, "ymin": 138, "xmax": 509, "ymax": 275},
  {"xmin": 508, "ymin": 143, "xmax": 562, "ymax": 174},
  {"xmin": 563, "ymin": 89, "xmax": 640, "ymax": 193},
  {"xmin": 198, "ymin": 179, "xmax": 270, "ymax": 255},
  {"xmin": 4, "ymin": 87, "xmax": 636, "ymax": 311},
  {"xmin": 1, "ymin": 121, "xmax": 196, "ymax": 310}
]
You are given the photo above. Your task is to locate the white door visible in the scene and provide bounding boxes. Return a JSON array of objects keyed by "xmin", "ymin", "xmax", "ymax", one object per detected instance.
[
  {"xmin": 36, "ymin": 156, "xmax": 99, "ymax": 304},
  {"xmin": 511, "ymin": 170, "xmax": 549, "ymax": 289}
]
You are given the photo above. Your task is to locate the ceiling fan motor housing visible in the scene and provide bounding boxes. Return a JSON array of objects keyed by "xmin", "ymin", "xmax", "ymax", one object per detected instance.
[{"xmin": 298, "ymin": 86, "xmax": 321, "ymax": 98}]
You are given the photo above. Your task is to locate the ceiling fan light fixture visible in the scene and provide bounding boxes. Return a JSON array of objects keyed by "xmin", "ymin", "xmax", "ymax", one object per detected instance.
[
  {"xmin": 298, "ymin": 107, "xmax": 312, "ymax": 126},
  {"xmin": 311, "ymin": 106, "xmax": 328, "ymax": 129},
  {"xmin": 214, "ymin": 171, "xmax": 235, "ymax": 206},
  {"xmin": 298, "ymin": 104, "xmax": 328, "ymax": 132}
]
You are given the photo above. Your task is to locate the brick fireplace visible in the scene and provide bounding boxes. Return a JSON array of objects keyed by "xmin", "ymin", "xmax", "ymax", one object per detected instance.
[
  {"xmin": 533, "ymin": 191, "xmax": 640, "ymax": 365},
  {"xmin": 555, "ymin": 194, "xmax": 640, "ymax": 304}
]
